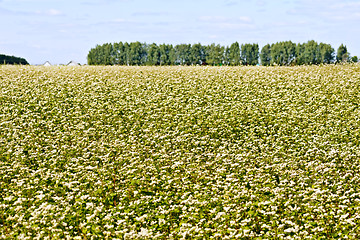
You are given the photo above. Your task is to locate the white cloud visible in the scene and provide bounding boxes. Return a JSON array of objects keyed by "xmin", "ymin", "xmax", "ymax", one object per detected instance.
[
  {"xmin": 46, "ymin": 9, "xmax": 62, "ymax": 16},
  {"xmin": 132, "ymin": 11, "xmax": 167, "ymax": 17},
  {"xmin": 111, "ymin": 18, "xmax": 127, "ymax": 23},
  {"xmin": 80, "ymin": 0, "xmax": 129, "ymax": 5},
  {"xmin": 289, "ymin": 0, "xmax": 360, "ymax": 21},
  {"xmin": 224, "ymin": 0, "xmax": 237, "ymax": 7},
  {"xmin": 199, "ymin": 16, "xmax": 252, "ymax": 23},
  {"xmin": 0, "ymin": 7, "xmax": 63, "ymax": 17},
  {"xmin": 198, "ymin": 15, "xmax": 254, "ymax": 30}
]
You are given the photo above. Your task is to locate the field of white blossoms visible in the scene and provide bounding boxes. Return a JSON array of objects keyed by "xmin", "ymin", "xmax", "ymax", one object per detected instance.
[{"xmin": 1, "ymin": 64, "xmax": 360, "ymax": 239}]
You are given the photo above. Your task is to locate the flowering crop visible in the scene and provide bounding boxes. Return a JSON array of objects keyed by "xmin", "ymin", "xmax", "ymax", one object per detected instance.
[{"xmin": 1, "ymin": 65, "xmax": 360, "ymax": 239}]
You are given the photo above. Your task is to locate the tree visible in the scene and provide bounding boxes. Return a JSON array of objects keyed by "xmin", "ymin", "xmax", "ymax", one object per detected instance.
[
  {"xmin": 241, "ymin": 43, "xmax": 259, "ymax": 65},
  {"xmin": 337, "ymin": 44, "xmax": 349, "ymax": 63},
  {"xmin": 260, "ymin": 44, "xmax": 271, "ymax": 66},
  {"xmin": 282, "ymin": 41, "xmax": 296, "ymax": 65},
  {"xmin": 270, "ymin": 41, "xmax": 295, "ymax": 66},
  {"xmin": 159, "ymin": 44, "xmax": 174, "ymax": 65},
  {"xmin": 102, "ymin": 43, "xmax": 113, "ymax": 65},
  {"xmin": 113, "ymin": 42, "xmax": 126, "ymax": 65},
  {"xmin": 0, "ymin": 54, "xmax": 29, "ymax": 65},
  {"xmin": 191, "ymin": 43, "xmax": 206, "ymax": 65},
  {"xmin": 206, "ymin": 43, "xmax": 224, "ymax": 66},
  {"xmin": 147, "ymin": 43, "xmax": 160, "ymax": 65},
  {"xmin": 87, "ymin": 44, "xmax": 111, "ymax": 65},
  {"xmin": 301, "ymin": 40, "xmax": 319, "ymax": 65},
  {"xmin": 129, "ymin": 42, "xmax": 146, "ymax": 65},
  {"xmin": 228, "ymin": 42, "xmax": 241, "ymax": 65},
  {"xmin": 295, "ymin": 43, "xmax": 306, "ymax": 65},
  {"xmin": 87, "ymin": 47, "xmax": 97, "ymax": 65},
  {"xmin": 224, "ymin": 46, "xmax": 231, "ymax": 66},
  {"xmin": 168, "ymin": 45, "xmax": 177, "ymax": 65},
  {"xmin": 270, "ymin": 43, "xmax": 280, "ymax": 65},
  {"xmin": 175, "ymin": 44, "xmax": 191, "ymax": 65},
  {"xmin": 296, "ymin": 41, "xmax": 333, "ymax": 65},
  {"xmin": 87, "ymin": 40, "xmax": 344, "ymax": 66},
  {"xmin": 351, "ymin": 56, "xmax": 358, "ymax": 63},
  {"xmin": 319, "ymin": 43, "xmax": 334, "ymax": 64},
  {"xmin": 169, "ymin": 44, "xmax": 177, "ymax": 65}
]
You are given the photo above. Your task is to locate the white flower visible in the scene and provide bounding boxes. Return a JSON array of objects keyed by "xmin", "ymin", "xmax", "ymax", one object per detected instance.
[
  {"xmin": 224, "ymin": 206, "xmax": 231, "ymax": 212},
  {"xmin": 284, "ymin": 227, "xmax": 297, "ymax": 233},
  {"xmin": 139, "ymin": 228, "xmax": 149, "ymax": 237}
]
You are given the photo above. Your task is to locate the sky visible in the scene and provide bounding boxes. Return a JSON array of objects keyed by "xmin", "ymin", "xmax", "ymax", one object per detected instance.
[{"xmin": 1, "ymin": 0, "xmax": 359, "ymax": 65}]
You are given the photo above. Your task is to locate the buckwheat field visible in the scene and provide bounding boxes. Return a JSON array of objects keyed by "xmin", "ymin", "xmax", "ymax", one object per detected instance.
[{"xmin": 1, "ymin": 65, "xmax": 360, "ymax": 239}]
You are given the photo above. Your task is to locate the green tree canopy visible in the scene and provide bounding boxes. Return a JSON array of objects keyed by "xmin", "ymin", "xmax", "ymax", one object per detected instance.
[
  {"xmin": 319, "ymin": 43, "xmax": 334, "ymax": 64},
  {"xmin": 191, "ymin": 43, "xmax": 206, "ymax": 65},
  {"xmin": 229, "ymin": 42, "xmax": 241, "ymax": 66},
  {"xmin": 206, "ymin": 44, "xmax": 224, "ymax": 66},
  {"xmin": 260, "ymin": 44, "xmax": 271, "ymax": 66},
  {"xmin": 87, "ymin": 41, "xmax": 344, "ymax": 66},
  {"xmin": 147, "ymin": 43, "xmax": 160, "ymax": 65},
  {"xmin": 175, "ymin": 44, "xmax": 191, "ymax": 65},
  {"xmin": 241, "ymin": 43, "xmax": 259, "ymax": 65},
  {"xmin": 159, "ymin": 44, "xmax": 175, "ymax": 65},
  {"xmin": 0, "ymin": 54, "xmax": 29, "ymax": 65},
  {"xmin": 270, "ymin": 41, "xmax": 295, "ymax": 66},
  {"xmin": 337, "ymin": 44, "xmax": 350, "ymax": 63}
]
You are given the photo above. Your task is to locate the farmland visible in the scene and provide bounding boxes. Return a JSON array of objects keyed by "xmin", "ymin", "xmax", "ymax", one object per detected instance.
[{"xmin": 1, "ymin": 65, "xmax": 360, "ymax": 239}]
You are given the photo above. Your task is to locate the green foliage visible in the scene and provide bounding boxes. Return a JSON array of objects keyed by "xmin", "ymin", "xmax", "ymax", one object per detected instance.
[
  {"xmin": 337, "ymin": 44, "xmax": 350, "ymax": 63},
  {"xmin": 191, "ymin": 43, "xmax": 206, "ymax": 65},
  {"xmin": 270, "ymin": 41, "xmax": 296, "ymax": 65},
  {"xmin": 241, "ymin": 43, "xmax": 259, "ymax": 65},
  {"xmin": 159, "ymin": 44, "xmax": 175, "ymax": 65},
  {"xmin": 175, "ymin": 44, "xmax": 192, "ymax": 65},
  {"xmin": 113, "ymin": 42, "xmax": 126, "ymax": 65},
  {"xmin": 87, "ymin": 41, "xmax": 341, "ymax": 66},
  {"xmin": 303, "ymin": 40, "xmax": 320, "ymax": 64},
  {"xmin": 1, "ymin": 65, "xmax": 360, "ymax": 239},
  {"xmin": 147, "ymin": 43, "xmax": 160, "ymax": 66},
  {"xmin": 260, "ymin": 44, "xmax": 271, "ymax": 66},
  {"xmin": 206, "ymin": 43, "xmax": 224, "ymax": 66},
  {"xmin": 0, "ymin": 54, "xmax": 29, "ymax": 65},
  {"xmin": 87, "ymin": 42, "xmax": 258, "ymax": 66},
  {"xmin": 351, "ymin": 56, "xmax": 358, "ymax": 63},
  {"xmin": 129, "ymin": 42, "xmax": 147, "ymax": 65},
  {"xmin": 229, "ymin": 42, "xmax": 241, "ymax": 66},
  {"xmin": 319, "ymin": 42, "xmax": 335, "ymax": 64},
  {"xmin": 296, "ymin": 41, "xmax": 334, "ymax": 65},
  {"xmin": 261, "ymin": 40, "xmax": 335, "ymax": 66}
]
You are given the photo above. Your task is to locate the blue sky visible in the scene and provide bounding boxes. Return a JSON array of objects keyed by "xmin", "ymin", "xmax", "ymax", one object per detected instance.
[{"xmin": 1, "ymin": 0, "xmax": 359, "ymax": 65}]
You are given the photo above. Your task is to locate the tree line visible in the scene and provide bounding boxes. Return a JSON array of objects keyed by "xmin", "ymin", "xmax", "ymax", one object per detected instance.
[
  {"xmin": 260, "ymin": 41, "xmax": 356, "ymax": 66},
  {"xmin": 87, "ymin": 41, "xmax": 357, "ymax": 66},
  {"xmin": 0, "ymin": 54, "xmax": 29, "ymax": 65}
]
